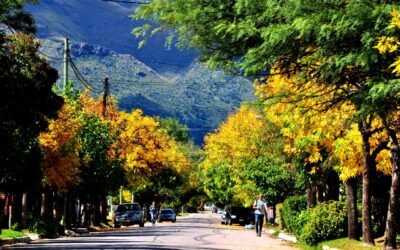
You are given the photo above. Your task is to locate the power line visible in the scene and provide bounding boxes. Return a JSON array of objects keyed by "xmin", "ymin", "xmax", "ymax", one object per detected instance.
[
  {"xmin": 75, "ymin": 0, "xmax": 124, "ymax": 13},
  {"xmin": 40, "ymin": 45, "xmax": 62, "ymax": 49},
  {"xmin": 37, "ymin": 50, "xmax": 65, "ymax": 62},
  {"xmin": 135, "ymin": 58, "xmax": 189, "ymax": 67},
  {"xmin": 102, "ymin": 0, "xmax": 150, "ymax": 4},
  {"xmin": 68, "ymin": 56, "xmax": 103, "ymax": 93},
  {"xmin": 38, "ymin": 43, "xmax": 191, "ymax": 68}
]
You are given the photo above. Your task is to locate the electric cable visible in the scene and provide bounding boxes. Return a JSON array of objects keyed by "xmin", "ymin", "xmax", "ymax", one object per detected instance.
[
  {"xmin": 37, "ymin": 42, "xmax": 192, "ymax": 68},
  {"xmin": 102, "ymin": 0, "xmax": 150, "ymax": 4},
  {"xmin": 68, "ymin": 56, "xmax": 103, "ymax": 93},
  {"xmin": 37, "ymin": 50, "xmax": 65, "ymax": 62}
]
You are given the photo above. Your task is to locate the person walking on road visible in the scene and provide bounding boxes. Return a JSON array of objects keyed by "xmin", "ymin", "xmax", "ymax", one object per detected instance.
[
  {"xmin": 150, "ymin": 201, "xmax": 157, "ymax": 226},
  {"xmin": 253, "ymin": 194, "xmax": 267, "ymax": 237}
]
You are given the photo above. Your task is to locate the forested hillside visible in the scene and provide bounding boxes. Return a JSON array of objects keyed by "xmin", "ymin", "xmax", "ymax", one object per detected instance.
[
  {"xmin": 39, "ymin": 39, "xmax": 254, "ymax": 144},
  {"xmin": 27, "ymin": 0, "xmax": 254, "ymax": 144}
]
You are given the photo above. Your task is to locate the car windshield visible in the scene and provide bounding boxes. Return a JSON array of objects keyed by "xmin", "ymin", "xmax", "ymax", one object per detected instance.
[
  {"xmin": 161, "ymin": 209, "xmax": 173, "ymax": 214},
  {"xmin": 116, "ymin": 204, "xmax": 140, "ymax": 212}
]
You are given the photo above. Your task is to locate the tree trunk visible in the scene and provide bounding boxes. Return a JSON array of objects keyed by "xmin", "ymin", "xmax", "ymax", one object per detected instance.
[
  {"xmin": 307, "ymin": 186, "xmax": 317, "ymax": 208},
  {"xmin": 40, "ymin": 192, "xmax": 47, "ymax": 217},
  {"xmin": 67, "ymin": 194, "xmax": 72, "ymax": 229},
  {"xmin": 62, "ymin": 194, "xmax": 67, "ymax": 227},
  {"xmin": 2, "ymin": 193, "xmax": 10, "ymax": 229},
  {"xmin": 101, "ymin": 197, "xmax": 108, "ymax": 224},
  {"xmin": 8, "ymin": 194, "xmax": 14, "ymax": 229},
  {"xmin": 75, "ymin": 198, "xmax": 82, "ymax": 227},
  {"xmin": 383, "ymin": 123, "xmax": 400, "ymax": 250},
  {"xmin": 8, "ymin": 203, "xmax": 12, "ymax": 230},
  {"xmin": 94, "ymin": 201, "xmax": 101, "ymax": 226},
  {"xmin": 346, "ymin": 177, "xmax": 359, "ymax": 240},
  {"xmin": 0, "ymin": 192, "xmax": 5, "ymax": 228},
  {"xmin": 269, "ymin": 205, "xmax": 276, "ymax": 224},
  {"xmin": 359, "ymin": 121, "xmax": 375, "ymax": 246},
  {"xmin": 21, "ymin": 192, "xmax": 28, "ymax": 229},
  {"xmin": 82, "ymin": 203, "xmax": 90, "ymax": 227},
  {"xmin": 326, "ymin": 170, "xmax": 340, "ymax": 201},
  {"xmin": 11, "ymin": 192, "xmax": 22, "ymax": 228}
]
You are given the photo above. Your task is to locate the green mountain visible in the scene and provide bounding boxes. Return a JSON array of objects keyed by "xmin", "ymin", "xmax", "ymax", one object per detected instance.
[
  {"xmin": 26, "ymin": 0, "xmax": 255, "ymax": 144},
  {"xmin": 26, "ymin": 0, "xmax": 195, "ymax": 73},
  {"xmin": 40, "ymin": 39, "xmax": 254, "ymax": 144}
]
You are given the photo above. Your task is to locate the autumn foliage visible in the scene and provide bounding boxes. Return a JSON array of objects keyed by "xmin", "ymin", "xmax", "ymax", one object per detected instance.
[{"xmin": 39, "ymin": 89, "xmax": 189, "ymax": 199}]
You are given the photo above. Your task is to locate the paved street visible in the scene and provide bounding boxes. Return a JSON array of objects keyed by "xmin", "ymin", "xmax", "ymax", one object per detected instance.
[{"xmin": 3, "ymin": 212, "xmax": 297, "ymax": 250}]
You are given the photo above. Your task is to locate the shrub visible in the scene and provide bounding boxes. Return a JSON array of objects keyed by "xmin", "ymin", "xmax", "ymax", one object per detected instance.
[
  {"xmin": 28, "ymin": 216, "xmax": 64, "ymax": 239},
  {"xmin": 279, "ymin": 195, "xmax": 307, "ymax": 233},
  {"xmin": 11, "ymin": 222, "xmax": 22, "ymax": 231},
  {"xmin": 299, "ymin": 201, "xmax": 347, "ymax": 246}
]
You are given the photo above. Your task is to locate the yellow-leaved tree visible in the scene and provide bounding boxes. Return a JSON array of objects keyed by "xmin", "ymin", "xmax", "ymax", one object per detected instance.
[
  {"xmin": 256, "ymin": 70, "xmax": 354, "ymax": 205},
  {"xmin": 202, "ymin": 106, "xmax": 289, "ymax": 210},
  {"xmin": 113, "ymin": 109, "xmax": 190, "ymax": 202},
  {"xmin": 371, "ymin": 10, "xmax": 400, "ymax": 248},
  {"xmin": 255, "ymin": 68, "xmax": 391, "ymax": 240},
  {"xmin": 39, "ymin": 99, "xmax": 82, "ymax": 193}
]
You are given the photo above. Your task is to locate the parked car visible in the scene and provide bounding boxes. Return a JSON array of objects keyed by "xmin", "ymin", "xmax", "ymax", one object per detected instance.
[
  {"xmin": 203, "ymin": 203, "xmax": 212, "ymax": 211},
  {"xmin": 221, "ymin": 205, "xmax": 253, "ymax": 226},
  {"xmin": 158, "ymin": 208, "xmax": 176, "ymax": 222},
  {"xmin": 211, "ymin": 204, "xmax": 220, "ymax": 213},
  {"xmin": 113, "ymin": 203, "xmax": 145, "ymax": 228}
]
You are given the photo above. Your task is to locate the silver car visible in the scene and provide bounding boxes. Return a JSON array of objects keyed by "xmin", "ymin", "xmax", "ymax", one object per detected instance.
[
  {"xmin": 113, "ymin": 203, "xmax": 145, "ymax": 227},
  {"xmin": 157, "ymin": 208, "xmax": 176, "ymax": 222}
]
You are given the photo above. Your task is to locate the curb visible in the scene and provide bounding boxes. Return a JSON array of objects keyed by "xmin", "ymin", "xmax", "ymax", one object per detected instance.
[
  {"xmin": 322, "ymin": 246, "xmax": 340, "ymax": 250},
  {"xmin": 0, "ymin": 236, "xmax": 31, "ymax": 246},
  {"xmin": 265, "ymin": 228, "xmax": 297, "ymax": 243}
]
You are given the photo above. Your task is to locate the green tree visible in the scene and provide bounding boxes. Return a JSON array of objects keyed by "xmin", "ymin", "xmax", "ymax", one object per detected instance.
[
  {"xmin": 0, "ymin": 0, "xmax": 63, "ymax": 193},
  {"xmin": 76, "ymin": 115, "xmax": 125, "ymax": 226},
  {"xmin": 244, "ymin": 156, "xmax": 296, "ymax": 223},
  {"xmin": 202, "ymin": 162, "xmax": 234, "ymax": 205},
  {"xmin": 159, "ymin": 118, "xmax": 190, "ymax": 143},
  {"xmin": 157, "ymin": 118, "xmax": 205, "ymax": 210}
]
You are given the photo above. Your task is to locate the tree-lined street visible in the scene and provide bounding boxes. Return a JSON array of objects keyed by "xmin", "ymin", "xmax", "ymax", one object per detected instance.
[
  {"xmin": 4, "ymin": 213, "xmax": 296, "ymax": 250},
  {"xmin": 3, "ymin": 1, "xmax": 400, "ymax": 249}
]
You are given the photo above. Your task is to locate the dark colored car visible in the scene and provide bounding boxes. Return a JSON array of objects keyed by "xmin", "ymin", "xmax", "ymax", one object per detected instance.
[
  {"xmin": 221, "ymin": 206, "xmax": 253, "ymax": 225},
  {"xmin": 158, "ymin": 208, "xmax": 176, "ymax": 222},
  {"xmin": 113, "ymin": 203, "xmax": 145, "ymax": 228}
]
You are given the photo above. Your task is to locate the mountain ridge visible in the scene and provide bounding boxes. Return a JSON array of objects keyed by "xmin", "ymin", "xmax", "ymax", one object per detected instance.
[{"xmin": 27, "ymin": 1, "xmax": 255, "ymax": 144}]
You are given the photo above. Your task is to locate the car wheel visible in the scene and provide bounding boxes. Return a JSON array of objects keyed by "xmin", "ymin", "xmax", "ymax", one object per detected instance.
[
  {"xmin": 139, "ymin": 222, "xmax": 144, "ymax": 227},
  {"xmin": 114, "ymin": 223, "xmax": 121, "ymax": 228}
]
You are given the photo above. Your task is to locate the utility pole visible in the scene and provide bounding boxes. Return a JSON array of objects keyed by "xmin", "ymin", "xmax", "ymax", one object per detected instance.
[
  {"xmin": 102, "ymin": 77, "xmax": 109, "ymax": 118},
  {"xmin": 63, "ymin": 37, "xmax": 69, "ymax": 90}
]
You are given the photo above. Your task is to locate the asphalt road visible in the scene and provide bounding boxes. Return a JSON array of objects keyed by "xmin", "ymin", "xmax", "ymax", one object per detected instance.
[{"xmin": 3, "ymin": 212, "xmax": 298, "ymax": 250}]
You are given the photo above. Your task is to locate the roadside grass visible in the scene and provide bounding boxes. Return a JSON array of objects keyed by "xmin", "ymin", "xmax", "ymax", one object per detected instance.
[
  {"xmin": 295, "ymin": 238, "xmax": 382, "ymax": 250},
  {"xmin": 271, "ymin": 229, "xmax": 280, "ymax": 237},
  {"xmin": 265, "ymin": 222, "xmax": 280, "ymax": 231},
  {"xmin": 264, "ymin": 222, "xmax": 281, "ymax": 236},
  {"xmin": 0, "ymin": 229, "xmax": 26, "ymax": 239}
]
